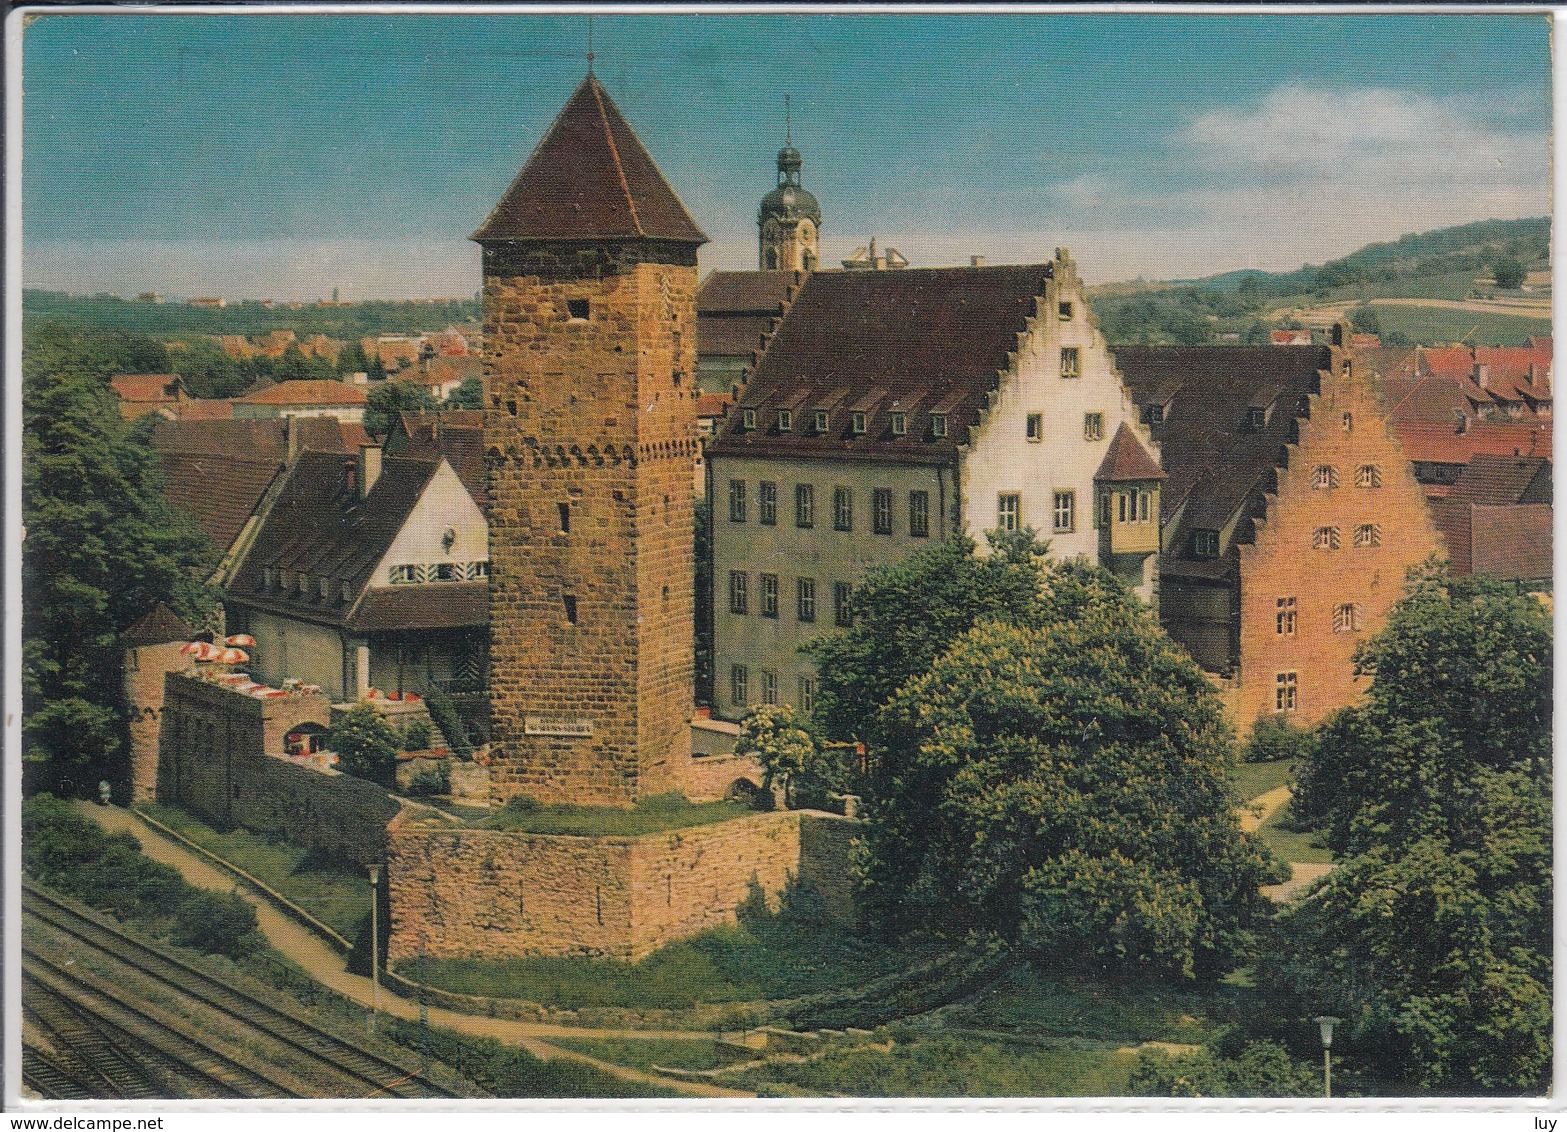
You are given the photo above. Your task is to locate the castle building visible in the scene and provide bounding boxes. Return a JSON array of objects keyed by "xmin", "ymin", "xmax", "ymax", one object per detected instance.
[
  {"xmin": 474, "ymin": 74, "xmax": 708, "ymax": 807},
  {"xmin": 706, "ymin": 249, "xmax": 1160, "ymax": 721},
  {"xmin": 758, "ymin": 140, "xmax": 821, "ymax": 272},
  {"xmin": 1115, "ymin": 330, "xmax": 1444, "ymax": 730}
]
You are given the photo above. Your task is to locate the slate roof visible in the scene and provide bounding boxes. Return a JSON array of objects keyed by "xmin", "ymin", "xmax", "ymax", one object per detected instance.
[
  {"xmin": 348, "ymin": 583, "xmax": 488, "ymax": 633},
  {"xmin": 386, "ymin": 411, "xmax": 487, "ymax": 502},
  {"xmin": 1445, "ymin": 454, "xmax": 1552, "ymax": 507},
  {"xmin": 1094, "ymin": 423, "xmax": 1165, "ymax": 482},
  {"xmin": 1114, "ymin": 347, "xmax": 1328, "ymax": 564},
  {"xmin": 122, "ymin": 602, "xmax": 194, "ymax": 647},
  {"xmin": 229, "ymin": 453, "xmax": 437, "ymax": 627},
  {"xmin": 708, "ymin": 265, "xmax": 1052, "ymax": 464},
  {"xmin": 149, "ymin": 417, "xmax": 375, "ymax": 550},
  {"xmin": 1432, "ymin": 502, "xmax": 1553, "ymax": 582},
  {"xmin": 472, "ymin": 75, "xmax": 707, "ymax": 246},
  {"xmin": 227, "ymin": 453, "xmax": 486, "ymax": 633}
]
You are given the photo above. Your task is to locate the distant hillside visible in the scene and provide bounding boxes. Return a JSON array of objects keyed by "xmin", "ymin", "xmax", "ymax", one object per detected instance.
[
  {"xmin": 1089, "ymin": 218, "xmax": 1550, "ymax": 347},
  {"xmin": 22, "ymin": 290, "xmax": 480, "ymax": 340},
  {"xmin": 1190, "ymin": 217, "xmax": 1549, "ymax": 296}
]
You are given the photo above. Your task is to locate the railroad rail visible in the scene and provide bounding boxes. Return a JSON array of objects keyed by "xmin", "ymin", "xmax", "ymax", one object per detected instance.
[{"xmin": 22, "ymin": 881, "xmax": 463, "ymax": 1100}]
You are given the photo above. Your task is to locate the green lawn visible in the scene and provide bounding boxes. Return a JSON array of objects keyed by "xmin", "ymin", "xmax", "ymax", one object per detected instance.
[
  {"xmin": 734, "ymin": 1032, "xmax": 1137, "ymax": 1097},
  {"xmin": 957, "ymin": 964, "xmax": 1231, "ymax": 1045},
  {"xmin": 547, "ymin": 1036, "xmax": 725, "ymax": 1072},
  {"xmin": 479, "ymin": 792, "xmax": 754, "ymax": 837},
  {"xmin": 1371, "ymin": 304, "xmax": 1550, "ymax": 347},
  {"xmin": 396, "ymin": 912, "xmax": 917, "ymax": 1011},
  {"xmin": 139, "ymin": 804, "xmax": 371, "ymax": 938},
  {"xmin": 1256, "ymin": 799, "xmax": 1334, "ymax": 865},
  {"xmin": 1227, "ymin": 758, "xmax": 1294, "ymax": 804}
]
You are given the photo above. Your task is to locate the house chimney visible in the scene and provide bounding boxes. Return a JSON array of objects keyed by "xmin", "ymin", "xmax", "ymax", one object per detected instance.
[
  {"xmin": 970, "ymin": 255, "xmax": 986, "ymax": 268},
  {"xmin": 1474, "ymin": 362, "xmax": 1491, "ymax": 389},
  {"xmin": 358, "ymin": 444, "xmax": 382, "ymax": 497}
]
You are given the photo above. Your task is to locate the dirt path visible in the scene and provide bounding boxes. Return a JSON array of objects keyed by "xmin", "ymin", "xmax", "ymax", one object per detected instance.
[
  {"xmin": 73, "ymin": 802, "xmax": 749, "ymax": 1099},
  {"xmin": 1238, "ymin": 785, "xmax": 1291, "ymax": 833}
]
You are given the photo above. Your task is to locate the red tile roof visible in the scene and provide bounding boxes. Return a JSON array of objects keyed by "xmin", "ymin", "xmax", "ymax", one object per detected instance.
[
  {"xmin": 708, "ymin": 265, "xmax": 1052, "ymax": 464},
  {"xmin": 387, "ymin": 411, "xmax": 487, "ymax": 501},
  {"xmin": 111, "ymin": 373, "xmax": 182, "ymax": 403},
  {"xmin": 348, "ymin": 582, "xmax": 488, "ymax": 633},
  {"xmin": 1393, "ymin": 420, "xmax": 1552, "ymax": 465},
  {"xmin": 472, "ymin": 75, "xmax": 707, "ymax": 246},
  {"xmin": 237, "ymin": 379, "xmax": 368, "ymax": 406},
  {"xmin": 696, "ymin": 392, "xmax": 733, "ymax": 419},
  {"xmin": 1444, "ymin": 453, "xmax": 1552, "ymax": 507},
  {"xmin": 1094, "ymin": 423, "xmax": 1165, "ymax": 482},
  {"xmin": 1471, "ymin": 503, "xmax": 1552, "ymax": 583},
  {"xmin": 177, "ymin": 399, "xmax": 234, "ymax": 420},
  {"xmin": 698, "ymin": 270, "xmax": 798, "ymax": 314}
]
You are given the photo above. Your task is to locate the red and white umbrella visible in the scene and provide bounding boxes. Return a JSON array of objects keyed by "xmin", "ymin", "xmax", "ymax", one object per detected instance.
[
  {"xmin": 224, "ymin": 634, "xmax": 257, "ymax": 648},
  {"xmin": 182, "ymin": 640, "xmax": 219, "ymax": 662},
  {"xmin": 215, "ymin": 647, "xmax": 250, "ymax": 665}
]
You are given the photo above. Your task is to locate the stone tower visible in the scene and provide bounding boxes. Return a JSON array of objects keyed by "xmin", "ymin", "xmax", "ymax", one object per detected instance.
[
  {"xmin": 758, "ymin": 137, "xmax": 821, "ymax": 272},
  {"xmin": 474, "ymin": 75, "xmax": 708, "ymax": 807}
]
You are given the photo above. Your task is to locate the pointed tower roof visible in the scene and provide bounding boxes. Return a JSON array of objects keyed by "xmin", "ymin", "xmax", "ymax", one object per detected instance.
[
  {"xmin": 1094, "ymin": 423, "xmax": 1165, "ymax": 482},
  {"xmin": 473, "ymin": 75, "xmax": 707, "ymax": 245},
  {"xmin": 121, "ymin": 602, "xmax": 195, "ymax": 647}
]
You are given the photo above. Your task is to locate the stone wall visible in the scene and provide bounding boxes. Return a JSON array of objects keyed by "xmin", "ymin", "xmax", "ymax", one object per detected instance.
[
  {"xmin": 483, "ymin": 248, "xmax": 702, "ymax": 808},
  {"xmin": 386, "ymin": 809, "xmax": 857, "ymax": 963},
  {"xmin": 124, "ymin": 641, "xmax": 190, "ymax": 803},
  {"xmin": 157, "ymin": 672, "xmax": 400, "ymax": 865}
]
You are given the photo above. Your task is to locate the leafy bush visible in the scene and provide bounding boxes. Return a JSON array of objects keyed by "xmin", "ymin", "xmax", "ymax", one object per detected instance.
[
  {"xmin": 169, "ymin": 890, "xmax": 261, "ymax": 959},
  {"xmin": 1242, "ymin": 715, "xmax": 1316, "ymax": 764},
  {"xmin": 405, "ymin": 759, "xmax": 451, "ymax": 797},
  {"xmin": 738, "ymin": 703, "xmax": 846, "ymax": 809},
  {"xmin": 402, "ymin": 718, "xmax": 434, "ymax": 752},
  {"xmin": 423, "ymin": 685, "xmax": 472, "ymax": 756},
  {"xmin": 1129, "ymin": 1040, "xmax": 1319, "ymax": 1098},
  {"xmin": 330, "ymin": 703, "xmax": 397, "ymax": 788}
]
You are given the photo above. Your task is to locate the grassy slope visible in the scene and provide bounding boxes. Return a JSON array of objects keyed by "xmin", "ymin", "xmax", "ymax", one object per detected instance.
[
  {"xmin": 479, "ymin": 793, "xmax": 753, "ymax": 837},
  {"xmin": 1366, "ymin": 304, "xmax": 1550, "ymax": 347},
  {"xmin": 141, "ymin": 803, "xmax": 371, "ymax": 938},
  {"xmin": 397, "ymin": 912, "xmax": 919, "ymax": 1010}
]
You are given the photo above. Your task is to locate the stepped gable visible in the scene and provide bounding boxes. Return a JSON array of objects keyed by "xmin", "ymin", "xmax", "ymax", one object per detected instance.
[
  {"xmin": 1114, "ymin": 346, "xmax": 1328, "ymax": 570},
  {"xmin": 1095, "ymin": 422, "xmax": 1165, "ymax": 482},
  {"xmin": 709, "ymin": 264, "xmax": 1052, "ymax": 462},
  {"xmin": 472, "ymin": 74, "xmax": 706, "ymax": 245},
  {"xmin": 121, "ymin": 602, "xmax": 194, "ymax": 647},
  {"xmin": 228, "ymin": 452, "xmax": 446, "ymax": 628}
]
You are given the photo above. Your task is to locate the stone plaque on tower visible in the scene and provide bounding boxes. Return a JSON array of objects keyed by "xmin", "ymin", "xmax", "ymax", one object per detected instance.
[{"xmin": 474, "ymin": 75, "xmax": 707, "ymax": 807}]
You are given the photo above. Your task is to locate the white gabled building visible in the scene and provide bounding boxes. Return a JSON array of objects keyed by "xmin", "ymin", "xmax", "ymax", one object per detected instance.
[{"xmin": 960, "ymin": 248, "xmax": 1162, "ymax": 602}]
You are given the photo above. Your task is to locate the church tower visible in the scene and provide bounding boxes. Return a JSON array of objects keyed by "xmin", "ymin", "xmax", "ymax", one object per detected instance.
[
  {"xmin": 758, "ymin": 109, "xmax": 821, "ymax": 271},
  {"xmin": 474, "ymin": 75, "xmax": 707, "ymax": 807}
]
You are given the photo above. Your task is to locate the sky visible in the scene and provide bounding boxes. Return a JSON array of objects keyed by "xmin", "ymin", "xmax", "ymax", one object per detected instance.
[{"xmin": 17, "ymin": 10, "xmax": 1553, "ymax": 300}]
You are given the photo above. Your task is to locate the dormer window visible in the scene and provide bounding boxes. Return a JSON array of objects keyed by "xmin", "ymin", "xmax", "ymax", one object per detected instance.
[
  {"xmin": 263, "ymin": 567, "xmax": 276, "ymax": 589},
  {"xmin": 890, "ymin": 412, "xmax": 907, "ymax": 436},
  {"xmin": 931, "ymin": 413, "xmax": 947, "ymax": 438},
  {"xmin": 1247, "ymin": 406, "xmax": 1268, "ymax": 430},
  {"xmin": 1143, "ymin": 403, "xmax": 1165, "ymax": 427},
  {"xmin": 318, "ymin": 578, "xmax": 330, "ymax": 600},
  {"xmin": 340, "ymin": 582, "xmax": 353, "ymax": 603},
  {"xmin": 777, "ymin": 409, "xmax": 792, "ymax": 432},
  {"xmin": 814, "ymin": 409, "xmax": 829, "ymax": 433},
  {"xmin": 1059, "ymin": 302, "xmax": 1073, "ymax": 320},
  {"xmin": 1192, "ymin": 529, "xmax": 1220, "ymax": 558},
  {"xmin": 851, "ymin": 411, "xmax": 867, "ymax": 435},
  {"xmin": 742, "ymin": 408, "xmax": 757, "ymax": 431}
]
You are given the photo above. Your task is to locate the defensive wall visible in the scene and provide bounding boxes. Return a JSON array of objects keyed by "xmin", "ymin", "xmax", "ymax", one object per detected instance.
[
  {"xmin": 386, "ymin": 808, "xmax": 858, "ymax": 963},
  {"xmin": 157, "ymin": 671, "xmax": 401, "ymax": 866}
]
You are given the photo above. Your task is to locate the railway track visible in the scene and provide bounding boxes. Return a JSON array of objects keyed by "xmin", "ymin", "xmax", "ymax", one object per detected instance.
[{"xmin": 23, "ymin": 881, "xmax": 465, "ymax": 1099}]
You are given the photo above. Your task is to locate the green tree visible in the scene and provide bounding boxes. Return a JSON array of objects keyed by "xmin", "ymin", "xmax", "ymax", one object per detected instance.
[
  {"xmin": 278, "ymin": 341, "xmax": 310, "ymax": 382},
  {"xmin": 448, "ymin": 374, "xmax": 484, "ymax": 410},
  {"xmin": 738, "ymin": 703, "xmax": 846, "ymax": 809},
  {"xmin": 171, "ymin": 337, "xmax": 247, "ymax": 399},
  {"xmin": 365, "ymin": 379, "xmax": 437, "ymax": 436},
  {"xmin": 1490, "ymin": 256, "xmax": 1526, "ymax": 290},
  {"xmin": 807, "ymin": 530, "xmax": 1053, "ymax": 747},
  {"xmin": 330, "ymin": 703, "xmax": 398, "ymax": 788},
  {"xmin": 23, "ymin": 325, "xmax": 215, "ymax": 798},
  {"xmin": 863, "ymin": 561, "xmax": 1286, "ymax": 976},
  {"xmin": 336, "ymin": 339, "xmax": 372, "ymax": 376},
  {"xmin": 1262, "ymin": 566, "xmax": 1551, "ymax": 1094},
  {"xmin": 1348, "ymin": 303, "xmax": 1381, "ymax": 337}
]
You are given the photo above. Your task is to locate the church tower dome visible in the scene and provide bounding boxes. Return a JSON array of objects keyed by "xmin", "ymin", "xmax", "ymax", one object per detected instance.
[{"xmin": 758, "ymin": 100, "xmax": 821, "ymax": 272}]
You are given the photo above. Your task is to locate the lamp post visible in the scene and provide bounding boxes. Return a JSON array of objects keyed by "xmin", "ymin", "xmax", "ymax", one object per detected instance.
[
  {"xmin": 1314, "ymin": 1015, "xmax": 1341, "ymax": 1098},
  {"xmin": 368, "ymin": 863, "xmax": 382, "ymax": 1032}
]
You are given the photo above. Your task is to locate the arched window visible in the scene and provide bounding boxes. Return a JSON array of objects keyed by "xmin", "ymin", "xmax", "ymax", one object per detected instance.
[{"xmin": 765, "ymin": 248, "xmax": 779, "ymax": 270}]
